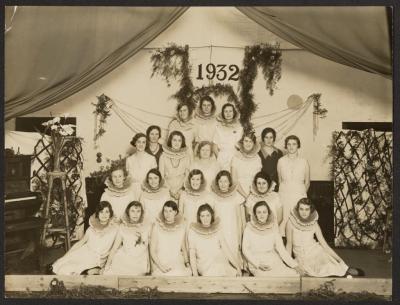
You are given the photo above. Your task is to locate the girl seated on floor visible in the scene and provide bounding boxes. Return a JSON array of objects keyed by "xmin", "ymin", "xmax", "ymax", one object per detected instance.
[
  {"xmin": 285, "ymin": 197, "xmax": 364, "ymax": 277},
  {"xmin": 51, "ymin": 201, "xmax": 118, "ymax": 275}
]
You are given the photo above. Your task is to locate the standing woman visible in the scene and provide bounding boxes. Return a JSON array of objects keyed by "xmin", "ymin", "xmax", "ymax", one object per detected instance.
[
  {"xmin": 103, "ymin": 201, "xmax": 151, "ymax": 275},
  {"xmin": 100, "ymin": 165, "xmax": 136, "ymax": 220},
  {"xmin": 179, "ymin": 169, "xmax": 214, "ymax": 226},
  {"xmin": 190, "ymin": 141, "xmax": 220, "ymax": 191},
  {"xmin": 167, "ymin": 103, "xmax": 196, "ymax": 158},
  {"xmin": 211, "ymin": 170, "xmax": 245, "ymax": 267},
  {"xmin": 277, "ymin": 135, "xmax": 310, "ymax": 236},
  {"xmin": 245, "ymin": 171, "xmax": 282, "ymax": 224},
  {"xmin": 150, "ymin": 201, "xmax": 191, "ymax": 276},
  {"xmin": 139, "ymin": 168, "xmax": 171, "ymax": 224},
  {"xmin": 188, "ymin": 204, "xmax": 241, "ymax": 276},
  {"xmin": 258, "ymin": 128, "xmax": 283, "ymax": 192},
  {"xmin": 231, "ymin": 132, "xmax": 262, "ymax": 198},
  {"xmin": 52, "ymin": 202, "xmax": 118, "ymax": 275},
  {"xmin": 242, "ymin": 201, "xmax": 302, "ymax": 277},
  {"xmin": 159, "ymin": 131, "xmax": 191, "ymax": 201},
  {"xmin": 286, "ymin": 198, "xmax": 363, "ymax": 277},
  {"xmin": 193, "ymin": 95, "xmax": 218, "ymax": 143},
  {"xmin": 145, "ymin": 125, "xmax": 163, "ymax": 167},
  {"xmin": 126, "ymin": 133, "xmax": 157, "ymax": 195},
  {"xmin": 213, "ymin": 103, "xmax": 243, "ymax": 170}
]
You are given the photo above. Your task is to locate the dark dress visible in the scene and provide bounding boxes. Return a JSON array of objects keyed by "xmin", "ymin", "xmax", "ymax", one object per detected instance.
[
  {"xmin": 258, "ymin": 148, "xmax": 283, "ymax": 191},
  {"xmin": 145, "ymin": 145, "xmax": 163, "ymax": 168}
]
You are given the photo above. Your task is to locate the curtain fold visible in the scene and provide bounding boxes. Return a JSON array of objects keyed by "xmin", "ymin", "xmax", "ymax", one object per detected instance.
[
  {"xmin": 5, "ymin": 6, "xmax": 188, "ymax": 121},
  {"xmin": 237, "ymin": 7, "xmax": 392, "ymax": 79}
]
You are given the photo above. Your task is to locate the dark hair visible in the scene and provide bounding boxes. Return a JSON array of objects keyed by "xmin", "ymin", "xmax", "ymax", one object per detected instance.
[
  {"xmin": 253, "ymin": 201, "xmax": 271, "ymax": 220},
  {"xmin": 163, "ymin": 200, "xmax": 179, "ymax": 214},
  {"xmin": 95, "ymin": 201, "xmax": 114, "ymax": 218},
  {"xmin": 239, "ymin": 132, "xmax": 256, "ymax": 145},
  {"xmin": 196, "ymin": 141, "xmax": 213, "ymax": 159},
  {"xmin": 197, "ymin": 204, "xmax": 215, "ymax": 224},
  {"xmin": 146, "ymin": 168, "xmax": 162, "ymax": 185},
  {"xmin": 125, "ymin": 201, "xmax": 144, "ymax": 222},
  {"xmin": 108, "ymin": 165, "xmax": 128, "ymax": 182},
  {"xmin": 130, "ymin": 132, "xmax": 147, "ymax": 147},
  {"xmin": 261, "ymin": 127, "xmax": 277, "ymax": 142},
  {"xmin": 284, "ymin": 135, "xmax": 301, "ymax": 149},
  {"xmin": 215, "ymin": 170, "xmax": 233, "ymax": 188},
  {"xmin": 221, "ymin": 103, "xmax": 238, "ymax": 120},
  {"xmin": 199, "ymin": 96, "xmax": 216, "ymax": 113},
  {"xmin": 253, "ymin": 171, "xmax": 272, "ymax": 189},
  {"xmin": 176, "ymin": 102, "xmax": 194, "ymax": 117},
  {"xmin": 296, "ymin": 197, "xmax": 316, "ymax": 213},
  {"xmin": 188, "ymin": 169, "xmax": 205, "ymax": 186},
  {"xmin": 146, "ymin": 125, "xmax": 161, "ymax": 139},
  {"xmin": 166, "ymin": 130, "xmax": 186, "ymax": 148}
]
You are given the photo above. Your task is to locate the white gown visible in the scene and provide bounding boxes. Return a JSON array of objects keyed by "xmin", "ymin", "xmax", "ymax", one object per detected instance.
[
  {"xmin": 193, "ymin": 111, "xmax": 217, "ymax": 143},
  {"xmin": 168, "ymin": 117, "xmax": 196, "ymax": 157},
  {"xmin": 139, "ymin": 182, "xmax": 171, "ymax": 224},
  {"xmin": 126, "ymin": 152, "xmax": 157, "ymax": 195},
  {"xmin": 245, "ymin": 188, "xmax": 281, "ymax": 223},
  {"xmin": 190, "ymin": 158, "xmax": 220, "ymax": 192}
]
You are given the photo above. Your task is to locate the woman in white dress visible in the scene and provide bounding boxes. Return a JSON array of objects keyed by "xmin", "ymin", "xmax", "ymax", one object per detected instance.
[
  {"xmin": 139, "ymin": 168, "xmax": 171, "ymax": 224},
  {"xmin": 167, "ymin": 103, "xmax": 196, "ymax": 159},
  {"xmin": 150, "ymin": 200, "xmax": 191, "ymax": 276},
  {"xmin": 277, "ymin": 135, "xmax": 310, "ymax": 236},
  {"xmin": 188, "ymin": 204, "xmax": 241, "ymax": 276},
  {"xmin": 242, "ymin": 201, "xmax": 303, "ymax": 277},
  {"xmin": 193, "ymin": 95, "xmax": 217, "ymax": 143},
  {"xmin": 159, "ymin": 130, "xmax": 191, "ymax": 200},
  {"xmin": 145, "ymin": 125, "xmax": 163, "ymax": 167},
  {"xmin": 231, "ymin": 132, "xmax": 262, "ymax": 198},
  {"xmin": 52, "ymin": 201, "xmax": 118, "ymax": 275},
  {"xmin": 190, "ymin": 141, "xmax": 220, "ymax": 192},
  {"xmin": 211, "ymin": 170, "xmax": 245, "ymax": 268},
  {"xmin": 179, "ymin": 169, "xmax": 214, "ymax": 227},
  {"xmin": 126, "ymin": 133, "xmax": 157, "ymax": 195},
  {"xmin": 286, "ymin": 198, "xmax": 364, "ymax": 277},
  {"xmin": 245, "ymin": 171, "xmax": 282, "ymax": 224},
  {"xmin": 103, "ymin": 201, "xmax": 151, "ymax": 275},
  {"xmin": 213, "ymin": 103, "xmax": 243, "ymax": 170},
  {"xmin": 100, "ymin": 166, "xmax": 136, "ymax": 220}
]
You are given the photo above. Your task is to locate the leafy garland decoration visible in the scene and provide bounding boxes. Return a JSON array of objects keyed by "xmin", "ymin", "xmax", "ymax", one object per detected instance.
[
  {"xmin": 193, "ymin": 83, "xmax": 240, "ymax": 111},
  {"xmin": 310, "ymin": 93, "xmax": 327, "ymax": 139},
  {"xmin": 92, "ymin": 94, "xmax": 113, "ymax": 145}
]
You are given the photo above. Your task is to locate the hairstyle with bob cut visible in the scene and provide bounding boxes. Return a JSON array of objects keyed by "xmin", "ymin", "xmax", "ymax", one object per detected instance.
[
  {"xmin": 199, "ymin": 95, "xmax": 216, "ymax": 112},
  {"xmin": 163, "ymin": 200, "xmax": 179, "ymax": 214},
  {"xmin": 253, "ymin": 200, "xmax": 272, "ymax": 220},
  {"xmin": 188, "ymin": 169, "xmax": 205, "ymax": 185},
  {"xmin": 166, "ymin": 130, "xmax": 186, "ymax": 149},
  {"xmin": 252, "ymin": 171, "xmax": 272, "ymax": 189},
  {"xmin": 239, "ymin": 132, "xmax": 257, "ymax": 145},
  {"xmin": 125, "ymin": 201, "xmax": 144, "ymax": 222},
  {"xmin": 215, "ymin": 170, "xmax": 233, "ymax": 188},
  {"xmin": 261, "ymin": 127, "xmax": 277, "ymax": 142},
  {"xmin": 146, "ymin": 168, "xmax": 162, "ymax": 184},
  {"xmin": 146, "ymin": 125, "xmax": 162, "ymax": 140},
  {"xmin": 176, "ymin": 102, "xmax": 194, "ymax": 117},
  {"xmin": 197, "ymin": 203, "xmax": 215, "ymax": 224},
  {"xmin": 195, "ymin": 141, "xmax": 213, "ymax": 159},
  {"xmin": 295, "ymin": 197, "xmax": 316, "ymax": 213},
  {"xmin": 108, "ymin": 165, "xmax": 128, "ymax": 184},
  {"xmin": 284, "ymin": 135, "xmax": 301, "ymax": 149},
  {"xmin": 130, "ymin": 132, "xmax": 147, "ymax": 147},
  {"xmin": 95, "ymin": 201, "xmax": 114, "ymax": 218},
  {"xmin": 221, "ymin": 103, "xmax": 238, "ymax": 120}
]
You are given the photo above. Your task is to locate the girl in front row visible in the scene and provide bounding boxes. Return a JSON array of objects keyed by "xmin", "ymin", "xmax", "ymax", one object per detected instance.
[
  {"xmin": 286, "ymin": 198, "xmax": 364, "ymax": 277},
  {"xmin": 52, "ymin": 201, "xmax": 118, "ymax": 275}
]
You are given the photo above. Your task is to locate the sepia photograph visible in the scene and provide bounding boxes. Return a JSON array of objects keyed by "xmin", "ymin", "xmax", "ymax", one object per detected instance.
[{"xmin": 3, "ymin": 4, "xmax": 395, "ymax": 301}]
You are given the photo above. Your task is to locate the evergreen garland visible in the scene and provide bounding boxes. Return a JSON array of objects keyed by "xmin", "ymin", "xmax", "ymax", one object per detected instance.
[
  {"xmin": 193, "ymin": 83, "xmax": 240, "ymax": 111},
  {"xmin": 92, "ymin": 94, "xmax": 112, "ymax": 141}
]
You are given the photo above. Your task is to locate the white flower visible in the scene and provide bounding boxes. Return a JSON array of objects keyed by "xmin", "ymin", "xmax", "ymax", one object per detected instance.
[
  {"xmin": 59, "ymin": 129, "xmax": 68, "ymax": 136},
  {"xmin": 52, "ymin": 117, "xmax": 61, "ymax": 124},
  {"xmin": 51, "ymin": 125, "xmax": 58, "ymax": 130}
]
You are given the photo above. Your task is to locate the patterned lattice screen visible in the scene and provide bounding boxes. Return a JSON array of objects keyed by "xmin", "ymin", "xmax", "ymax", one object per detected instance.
[{"xmin": 332, "ymin": 129, "xmax": 392, "ymax": 249}]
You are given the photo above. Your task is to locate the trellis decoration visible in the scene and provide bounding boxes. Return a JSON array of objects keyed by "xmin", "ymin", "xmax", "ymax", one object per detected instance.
[
  {"xmin": 331, "ymin": 129, "xmax": 392, "ymax": 249},
  {"xmin": 32, "ymin": 136, "xmax": 85, "ymax": 247}
]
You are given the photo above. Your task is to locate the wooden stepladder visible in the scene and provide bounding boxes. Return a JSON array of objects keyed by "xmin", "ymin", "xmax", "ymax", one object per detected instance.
[{"xmin": 40, "ymin": 171, "xmax": 71, "ymax": 251}]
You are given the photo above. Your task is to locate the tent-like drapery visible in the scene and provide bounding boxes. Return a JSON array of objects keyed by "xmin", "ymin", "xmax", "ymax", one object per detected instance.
[{"xmin": 5, "ymin": 6, "xmax": 391, "ymax": 121}]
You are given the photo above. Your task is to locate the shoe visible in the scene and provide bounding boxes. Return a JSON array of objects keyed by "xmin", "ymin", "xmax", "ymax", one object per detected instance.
[{"xmin": 346, "ymin": 267, "xmax": 365, "ymax": 277}]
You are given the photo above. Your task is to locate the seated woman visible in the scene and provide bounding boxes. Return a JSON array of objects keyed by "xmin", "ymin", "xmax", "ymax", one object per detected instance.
[
  {"xmin": 103, "ymin": 201, "xmax": 151, "ymax": 275},
  {"xmin": 167, "ymin": 102, "xmax": 196, "ymax": 158},
  {"xmin": 100, "ymin": 165, "xmax": 136, "ymax": 220},
  {"xmin": 126, "ymin": 133, "xmax": 157, "ymax": 195},
  {"xmin": 231, "ymin": 132, "xmax": 262, "ymax": 198},
  {"xmin": 145, "ymin": 125, "xmax": 164, "ymax": 167},
  {"xmin": 150, "ymin": 201, "xmax": 191, "ymax": 276},
  {"xmin": 286, "ymin": 198, "xmax": 364, "ymax": 277},
  {"xmin": 159, "ymin": 131, "xmax": 191, "ymax": 200},
  {"xmin": 139, "ymin": 168, "xmax": 171, "ymax": 224},
  {"xmin": 188, "ymin": 204, "xmax": 241, "ymax": 276},
  {"xmin": 179, "ymin": 169, "xmax": 214, "ymax": 226},
  {"xmin": 245, "ymin": 172, "xmax": 282, "ymax": 224},
  {"xmin": 213, "ymin": 103, "xmax": 243, "ymax": 170},
  {"xmin": 242, "ymin": 201, "xmax": 303, "ymax": 277},
  {"xmin": 52, "ymin": 201, "xmax": 118, "ymax": 275},
  {"xmin": 190, "ymin": 141, "xmax": 220, "ymax": 192},
  {"xmin": 193, "ymin": 95, "xmax": 217, "ymax": 143}
]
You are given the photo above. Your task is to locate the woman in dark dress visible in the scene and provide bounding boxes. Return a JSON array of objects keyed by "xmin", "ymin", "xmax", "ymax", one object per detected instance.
[{"xmin": 145, "ymin": 125, "xmax": 163, "ymax": 167}]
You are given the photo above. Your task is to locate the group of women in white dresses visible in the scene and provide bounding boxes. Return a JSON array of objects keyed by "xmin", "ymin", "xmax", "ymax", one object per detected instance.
[{"xmin": 52, "ymin": 96, "xmax": 362, "ymax": 278}]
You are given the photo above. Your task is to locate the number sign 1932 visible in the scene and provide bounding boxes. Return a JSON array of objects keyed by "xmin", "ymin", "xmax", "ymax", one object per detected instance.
[{"xmin": 196, "ymin": 64, "xmax": 240, "ymax": 81}]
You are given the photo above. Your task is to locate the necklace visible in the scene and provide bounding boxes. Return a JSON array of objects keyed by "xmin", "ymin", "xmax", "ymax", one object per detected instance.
[{"xmin": 170, "ymin": 157, "xmax": 181, "ymax": 169}]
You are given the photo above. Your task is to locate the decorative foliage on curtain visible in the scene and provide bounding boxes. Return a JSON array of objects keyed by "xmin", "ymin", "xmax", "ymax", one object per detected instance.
[{"xmin": 331, "ymin": 129, "xmax": 392, "ymax": 249}]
